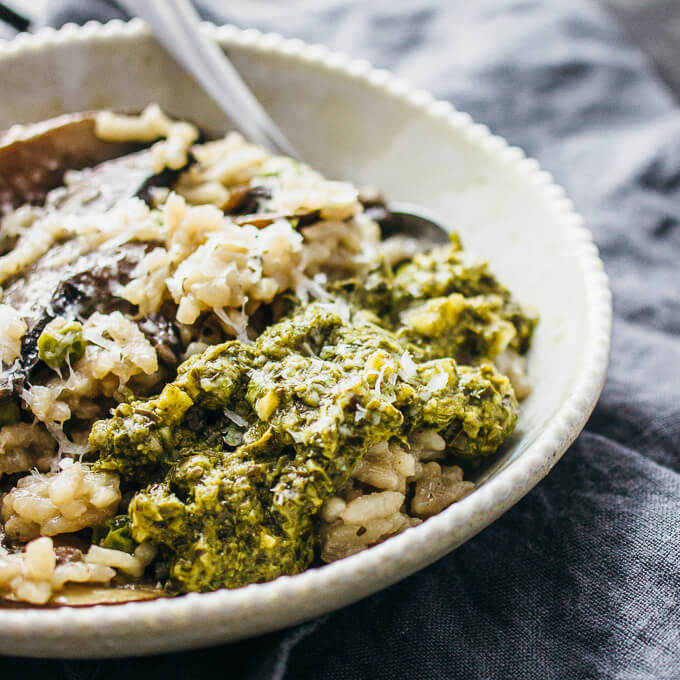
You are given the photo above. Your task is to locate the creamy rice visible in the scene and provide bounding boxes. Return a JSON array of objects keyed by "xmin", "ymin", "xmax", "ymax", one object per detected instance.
[
  {"xmin": 0, "ymin": 106, "xmax": 534, "ymax": 605},
  {"xmin": 320, "ymin": 429, "xmax": 474, "ymax": 562}
]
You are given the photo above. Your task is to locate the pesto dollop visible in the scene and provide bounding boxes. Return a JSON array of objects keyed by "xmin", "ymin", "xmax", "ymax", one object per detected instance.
[{"xmin": 89, "ymin": 242, "xmax": 535, "ymax": 593}]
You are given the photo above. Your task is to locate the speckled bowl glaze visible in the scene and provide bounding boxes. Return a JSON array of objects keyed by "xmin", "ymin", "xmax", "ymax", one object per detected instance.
[{"xmin": 0, "ymin": 20, "xmax": 611, "ymax": 658}]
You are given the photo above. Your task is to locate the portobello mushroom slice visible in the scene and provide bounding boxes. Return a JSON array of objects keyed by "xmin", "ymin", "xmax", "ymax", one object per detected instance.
[
  {"xmin": 0, "ymin": 111, "xmax": 194, "ymax": 215},
  {"xmin": 0, "ymin": 112, "xmax": 142, "ymax": 214},
  {"xmin": 1, "ymin": 584, "xmax": 164, "ymax": 608}
]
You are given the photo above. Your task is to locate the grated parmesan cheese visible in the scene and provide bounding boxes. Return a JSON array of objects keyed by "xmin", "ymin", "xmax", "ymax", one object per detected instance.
[
  {"xmin": 82, "ymin": 312, "xmax": 158, "ymax": 382},
  {"xmin": 0, "ymin": 304, "xmax": 27, "ymax": 364},
  {"xmin": 95, "ymin": 104, "xmax": 199, "ymax": 173},
  {"xmin": 398, "ymin": 351, "xmax": 418, "ymax": 382},
  {"xmin": 421, "ymin": 371, "xmax": 450, "ymax": 401}
]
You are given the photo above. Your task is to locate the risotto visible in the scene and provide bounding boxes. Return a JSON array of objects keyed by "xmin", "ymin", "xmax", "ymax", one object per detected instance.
[{"xmin": 0, "ymin": 106, "xmax": 536, "ymax": 605}]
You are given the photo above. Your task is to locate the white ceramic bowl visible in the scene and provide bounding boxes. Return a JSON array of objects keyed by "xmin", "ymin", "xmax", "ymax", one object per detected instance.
[{"xmin": 0, "ymin": 20, "xmax": 611, "ymax": 658}]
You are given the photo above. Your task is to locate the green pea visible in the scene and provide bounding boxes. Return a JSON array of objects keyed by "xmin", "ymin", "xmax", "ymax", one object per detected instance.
[{"xmin": 38, "ymin": 318, "xmax": 86, "ymax": 372}]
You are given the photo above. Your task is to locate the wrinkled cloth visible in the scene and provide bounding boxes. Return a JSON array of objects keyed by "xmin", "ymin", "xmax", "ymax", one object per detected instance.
[{"xmin": 3, "ymin": 1, "xmax": 680, "ymax": 678}]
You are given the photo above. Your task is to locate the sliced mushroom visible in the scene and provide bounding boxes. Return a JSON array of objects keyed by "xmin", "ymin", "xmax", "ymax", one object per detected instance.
[
  {"xmin": 222, "ymin": 183, "xmax": 271, "ymax": 214},
  {"xmin": 0, "ymin": 584, "xmax": 165, "ymax": 608},
  {"xmin": 138, "ymin": 314, "xmax": 184, "ymax": 367},
  {"xmin": 357, "ymin": 185, "xmax": 391, "ymax": 226},
  {"xmin": 0, "ymin": 112, "xmax": 142, "ymax": 214},
  {"xmin": 48, "ymin": 584, "xmax": 164, "ymax": 606},
  {"xmin": 233, "ymin": 209, "xmax": 320, "ymax": 229}
]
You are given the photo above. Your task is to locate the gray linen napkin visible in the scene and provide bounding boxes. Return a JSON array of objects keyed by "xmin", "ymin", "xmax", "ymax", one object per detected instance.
[{"xmin": 2, "ymin": 1, "xmax": 679, "ymax": 678}]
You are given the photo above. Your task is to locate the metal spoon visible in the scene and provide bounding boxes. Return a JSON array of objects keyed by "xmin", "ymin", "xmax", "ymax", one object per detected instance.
[{"xmin": 119, "ymin": 0, "xmax": 449, "ymax": 244}]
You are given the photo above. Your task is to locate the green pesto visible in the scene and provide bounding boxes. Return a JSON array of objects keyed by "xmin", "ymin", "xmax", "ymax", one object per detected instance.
[
  {"xmin": 93, "ymin": 515, "xmax": 136, "ymax": 554},
  {"xmin": 390, "ymin": 243, "xmax": 538, "ymax": 356},
  {"xmin": 332, "ymin": 240, "xmax": 538, "ymax": 359},
  {"xmin": 37, "ymin": 318, "xmax": 86, "ymax": 372},
  {"xmin": 89, "ymin": 241, "xmax": 534, "ymax": 593}
]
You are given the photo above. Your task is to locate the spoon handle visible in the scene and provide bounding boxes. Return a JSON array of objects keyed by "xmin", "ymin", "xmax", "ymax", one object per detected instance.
[{"xmin": 119, "ymin": 0, "xmax": 299, "ymax": 158}]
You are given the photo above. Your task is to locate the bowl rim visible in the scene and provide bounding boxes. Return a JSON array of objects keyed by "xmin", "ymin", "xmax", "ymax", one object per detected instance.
[{"xmin": 0, "ymin": 18, "xmax": 612, "ymax": 645}]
